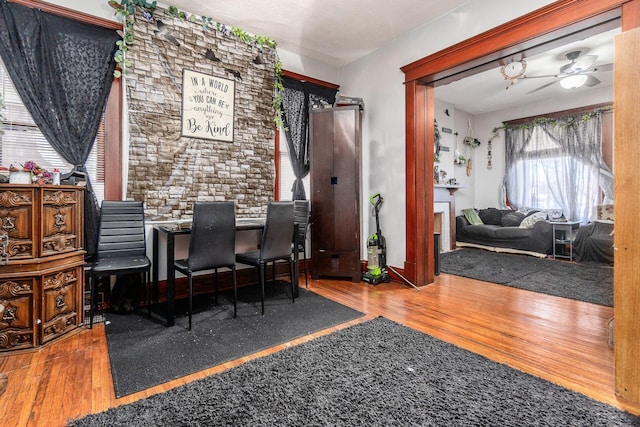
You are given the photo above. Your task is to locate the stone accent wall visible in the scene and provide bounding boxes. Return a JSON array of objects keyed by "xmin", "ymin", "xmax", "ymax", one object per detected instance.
[{"xmin": 125, "ymin": 7, "xmax": 276, "ymax": 220}]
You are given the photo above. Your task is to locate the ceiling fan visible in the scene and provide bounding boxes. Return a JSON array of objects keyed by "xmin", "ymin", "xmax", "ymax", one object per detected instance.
[{"xmin": 523, "ymin": 50, "xmax": 613, "ymax": 94}]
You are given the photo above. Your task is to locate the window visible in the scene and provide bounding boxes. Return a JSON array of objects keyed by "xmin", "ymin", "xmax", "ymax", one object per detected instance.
[
  {"xmin": 505, "ymin": 113, "xmax": 610, "ymax": 223},
  {"xmin": 276, "ymin": 71, "xmax": 338, "ymax": 201},
  {"xmin": 278, "ymin": 130, "xmax": 309, "ymax": 201},
  {"xmin": 507, "ymin": 156, "xmax": 600, "ymax": 217},
  {"xmin": 0, "ymin": 59, "xmax": 105, "ymax": 201}
]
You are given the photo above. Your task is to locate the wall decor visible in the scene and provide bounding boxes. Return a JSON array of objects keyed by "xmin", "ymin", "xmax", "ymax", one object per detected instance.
[
  {"xmin": 453, "ymin": 132, "xmax": 467, "ymax": 167},
  {"xmin": 108, "ymin": 1, "xmax": 284, "ymax": 129},
  {"xmin": 462, "ymin": 118, "xmax": 481, "ymax": 148},
  {"xmin": 125, "ymin": 6, "xmax": 276, "ymax": 220},
  {"xmin": 181, "ymin": 69, "xmax": 235, "ymax": 142}
]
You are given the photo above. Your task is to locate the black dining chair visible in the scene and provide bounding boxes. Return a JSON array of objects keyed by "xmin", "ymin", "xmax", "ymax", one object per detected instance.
[
  {"xmin": 236, "ymin": 201, "xmax": 295, "ymax": 315},
  {"xmin": 174, "ymin": 201, "xmax": 237, "ymax": 330},
  {"xmin": 293, "ymin": 199, "xmax": 311, "ymax": 288},
  {"xmin": 89, "ymin": 200, "xmax": 151, "ymax": 328}
]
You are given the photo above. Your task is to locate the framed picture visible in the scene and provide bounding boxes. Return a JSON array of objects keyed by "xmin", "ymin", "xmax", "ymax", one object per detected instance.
[{"xmin": 181, "ymin": 69, "xmax": 235, "ymax": 142}]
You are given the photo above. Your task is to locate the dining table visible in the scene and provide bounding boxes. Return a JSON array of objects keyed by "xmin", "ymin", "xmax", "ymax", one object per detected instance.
[{"xmin": 151, "ymin": 217, "xmax": 299, "ymax": 326}]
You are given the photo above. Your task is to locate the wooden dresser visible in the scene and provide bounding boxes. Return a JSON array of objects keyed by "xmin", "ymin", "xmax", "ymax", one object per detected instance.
[{"xmin": 0, "ymin": 184, "xmax": 85, "ymax": 352}]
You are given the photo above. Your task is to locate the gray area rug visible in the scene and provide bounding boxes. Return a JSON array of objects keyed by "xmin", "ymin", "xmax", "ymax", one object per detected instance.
[
  {"xmin": 440, "ymin": 248, "xmax": 613, "ymax": 306},
  {"xmin": 68, "ymin": 317, "xmax": 639, "ymax": 426},
  {"xmin": 103, "ymin": 281, "xmax": 364, "ymax": 397}
]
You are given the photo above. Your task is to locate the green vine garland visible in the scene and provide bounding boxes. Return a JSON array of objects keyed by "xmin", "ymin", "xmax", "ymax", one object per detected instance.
[
  {"xmin": 433, "ymin": 118, "xmax": 441, "ymax": 163},
  {"xmin": 500, "ymin": 105, "xmax": 613, "ymax": 134},
  {"xmin": 108, "ymin": 0, "xmax": 284, "ymax": 128},
  {"xmin": 487, "ymin": 105, "xmax": 614, "ymax": 144}
]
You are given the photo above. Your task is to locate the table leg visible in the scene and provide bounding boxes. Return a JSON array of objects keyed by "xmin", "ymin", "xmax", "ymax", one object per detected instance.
[
  {"xmin": 165, "ymin": 232, "xmax": 176, "ymax": 326},
  {"xmin": 152, "ymin": 228, "xmax": 159, "ymax": 303},
  {"xmin": 293, "ymin": 227, "xmax": 299, "ymax": 298}
]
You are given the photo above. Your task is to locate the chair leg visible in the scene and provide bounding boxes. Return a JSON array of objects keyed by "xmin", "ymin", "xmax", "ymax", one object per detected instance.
[
  {"xmin": 147, "ymin": 270, "xmax": 151, "ymax": 316},
  {"xmin": 271, "ymin": 261, "xmax": 276, "ymax": 288},
  {"xmin": 303, "ymin": 246, "xmax": 308, "ymax": 288},
  {"xmin": 232, "ymin": 266, "xmax": 237, "ymax": 318},
  {"xmin": 188, "ymin": 274, "xmax": 193, "ymax": 331},
  {"xmin": 289, "ymin": 259, "xmax": 295, "ymax": 303},
  {"xmin": 144, "ymin": 270, "xmax": 150, "ymax": 318},
  {"xmin": 259, "ymin": 263, "xmax": 266, "ymax": 315},
  {"xmin": 214, "ymin": 268, "xmax": 219, "ymax": 306}
]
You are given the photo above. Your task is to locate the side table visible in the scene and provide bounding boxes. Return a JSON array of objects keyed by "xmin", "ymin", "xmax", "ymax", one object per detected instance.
[{"xmin": 549, "ymin": 221, "xmax": 581, "ymax": 260}]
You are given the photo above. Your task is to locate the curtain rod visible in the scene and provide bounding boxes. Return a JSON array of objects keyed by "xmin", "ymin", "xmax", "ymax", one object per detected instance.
[{"xmin": 504, "ymin": 102, "xmax": 612, "ymax": 126}]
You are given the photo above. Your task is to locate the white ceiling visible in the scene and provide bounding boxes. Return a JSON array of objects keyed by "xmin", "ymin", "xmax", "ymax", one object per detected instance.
[
  {"xmin": 434, "ymin": 29, "xmax": 617, "ymax": 115},
  {"xmin": 167, "ymin": 1, "xmax": 616, "ymax": 115},
  {"xmin": 167, "ymin": 0, "xmax": 469, "ymax": 67}
]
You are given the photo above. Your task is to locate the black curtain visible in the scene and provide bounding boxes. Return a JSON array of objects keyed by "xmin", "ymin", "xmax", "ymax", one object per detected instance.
[
  {"xmin": 280, "ymin": 76, "xmax": 337, "ymax": 200},
  {"xmin": 0, "ymin": 1, "xmax": 119, "ymax": 259}
]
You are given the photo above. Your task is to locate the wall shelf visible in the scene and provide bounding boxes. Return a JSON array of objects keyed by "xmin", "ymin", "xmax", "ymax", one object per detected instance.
[{"xmin": 434, "ymin": 184, "xmax": 464, "ymax": 195}]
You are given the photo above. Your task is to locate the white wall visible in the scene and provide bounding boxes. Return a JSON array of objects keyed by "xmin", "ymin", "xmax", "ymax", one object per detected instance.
[
  {"xmin": 433, "ymin": 100, "xmax": 474, "ymax": 215},
  {"xmin": 451, "ymin": 106, "xmax": 475, "ymax": 214},
  {"xmin": 277, "ymin": 48, "xmax": 338, "ymax": 84},
  {"xmin": 335, "ymin": 0, "xmax": 557, "ymax": 268},
  {"xmin": 46, "ymin": 0, "xmax": 116, "ymax": 21}
]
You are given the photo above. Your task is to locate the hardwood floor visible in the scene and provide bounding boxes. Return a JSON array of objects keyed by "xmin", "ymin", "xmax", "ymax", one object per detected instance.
[{"xmin": 1, "ymin": 273, "xmax": 638, "ymax": 426}]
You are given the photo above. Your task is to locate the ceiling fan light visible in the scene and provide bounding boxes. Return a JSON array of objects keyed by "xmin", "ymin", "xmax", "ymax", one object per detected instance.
[{"xmin": 560, "ymin": 74, "xmax": 588, "ymax": 89}]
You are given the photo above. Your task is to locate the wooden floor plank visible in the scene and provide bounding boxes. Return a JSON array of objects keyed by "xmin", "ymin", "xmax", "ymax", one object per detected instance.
[{"xmin": 1, "ymin": 272, "xmax": 638, "ymax": 426}]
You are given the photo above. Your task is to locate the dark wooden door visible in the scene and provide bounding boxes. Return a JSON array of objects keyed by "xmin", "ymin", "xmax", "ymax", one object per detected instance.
[{"xmin": 310, "ymin": 106, "xmax": 361, "ymax": 281}]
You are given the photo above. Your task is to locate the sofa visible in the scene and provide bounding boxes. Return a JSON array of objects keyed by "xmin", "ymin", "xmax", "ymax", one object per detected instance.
[
  {"xmin": 455, "ymin": 207, "xmax": 554, "ymax": 256},
  {"xmin": 573, "ymin": 221, "xmax": 614, "ymax": 263},
  {"xmin": 573, "ymin": 204, "xmax": 614, "ymax": 264}
]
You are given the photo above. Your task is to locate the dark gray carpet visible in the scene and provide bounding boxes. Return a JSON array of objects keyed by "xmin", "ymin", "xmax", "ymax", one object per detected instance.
[
  {"xmin": 103, "ymin": 281, "xmax": 364, "ymax": 398},
  {"xmin": 68, "ymin": 317, "xmax": 639, "ymax": 427},
  {"xmin": 440, "ymin": 248, "xmax": 613, "ymax": 306}
]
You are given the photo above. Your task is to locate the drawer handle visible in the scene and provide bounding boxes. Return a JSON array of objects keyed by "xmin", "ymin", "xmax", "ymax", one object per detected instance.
[
  {"xmin": 1, "ymin": 215, "xmax": 16, "ymax": 233},
  {"xmin": 0, "ymin": 234, "xmax": 9, "ymax": 265}
]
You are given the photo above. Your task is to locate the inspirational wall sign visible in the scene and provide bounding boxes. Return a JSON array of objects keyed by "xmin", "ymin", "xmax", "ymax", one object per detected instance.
[{"xmin": 181, "ymin": 69, "xmax": 235, "ymax": 142}]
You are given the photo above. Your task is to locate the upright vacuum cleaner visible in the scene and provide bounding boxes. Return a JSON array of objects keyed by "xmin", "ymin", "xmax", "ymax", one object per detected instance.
[
  {"xmin": 361, "ymin": 193, "xmax": 421, "ymax": 290},
  {"xmin": 362, "ymin": 194, "xmax": 391, "ymax": 284}
]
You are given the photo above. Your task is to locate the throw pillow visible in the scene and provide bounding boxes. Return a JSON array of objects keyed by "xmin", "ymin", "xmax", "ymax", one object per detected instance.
[
  {"xmin": 519, "ymin": 211, "xmax": 547, "ymax": 229},
  {"xmin": 516, "ymin": 206, "xmax": 535, "ymax": 215},
  {"xmin": 501, "ymin": 211, "xmax": 525, "ymax": 227},
  {"xmin": 596, "ymin": 204, "xmax": 614, "ymax": 221},
  {"xmin": 462, "ymin": 208, "xmax": 483, "ymax": 225},
  {"xmin": 478, "ymin": 208, "xmax": 503, "ymax": 225}
]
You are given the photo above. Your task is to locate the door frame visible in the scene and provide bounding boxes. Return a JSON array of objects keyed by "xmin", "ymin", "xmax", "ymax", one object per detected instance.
[
  {"xmin": 400, "ymin": 0, "xmax": 631, "ymax": 284},
  {"xmin": 400, "ymin": 0, "xmax": 640, "ymax": 404}
]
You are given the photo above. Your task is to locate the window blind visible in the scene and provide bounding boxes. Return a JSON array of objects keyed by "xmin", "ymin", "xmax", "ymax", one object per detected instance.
[{"xmin": 1, "ymin": 60, "xmax": 104, "ymax": 201}]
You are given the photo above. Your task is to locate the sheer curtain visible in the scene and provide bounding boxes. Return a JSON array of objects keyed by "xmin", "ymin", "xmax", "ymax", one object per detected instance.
[
  {"xmin": 504, "ymin": 109, "xmax": 613, "ymax": 222},
  {"xmin": 280, "ymin": 76, "xmax": 337, "ymax": 200},
  {"xmin": 0, "ymin": 1, "xmax": 118, "ymax": 258}
]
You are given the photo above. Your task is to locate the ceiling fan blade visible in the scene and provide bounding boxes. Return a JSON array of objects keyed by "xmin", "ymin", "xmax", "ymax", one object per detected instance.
[
  {"xmin": 585, "ymin": 74, "xmax": 601, "ymax": 87},
  {"xmin": 571, "ymin": 54, "xmax": 597, "ymax": 72},
  {"xmin": 593, "ymin": 62, "xmax": 614, "ymax": 72},
  {"xmin": 526, "ymin": 80, "xmax": 558, "ymax": 94},
  {"xmin": 521, "ymin": 74, "xmax": 558, "ymax": 79}
]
